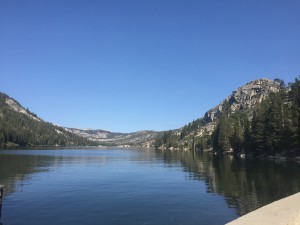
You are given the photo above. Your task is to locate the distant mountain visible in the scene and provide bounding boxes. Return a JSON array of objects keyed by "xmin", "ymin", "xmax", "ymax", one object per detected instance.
[
  {"xmin": 0, "ymin": 92, "xmax": 97, "ymax": 147},
  {"xmin": 155, "ymin": 78, "xmax": 300, "ymax": 157},
  {"xmin": 64, "ymin": 128, "xmax": 161, "ymax": 147}
]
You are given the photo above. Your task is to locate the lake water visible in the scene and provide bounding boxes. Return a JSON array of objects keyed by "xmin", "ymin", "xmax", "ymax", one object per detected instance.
[{"xmin": 0, "ymin": 148, "xmax": 300, "ymax": 225}]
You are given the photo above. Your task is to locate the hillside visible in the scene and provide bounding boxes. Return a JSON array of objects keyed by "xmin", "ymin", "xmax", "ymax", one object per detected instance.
[
  {"xmin": 201, "ymin": 78, "xmax": 281, "ymax": 134},
  {"xmin": 64, "ymin": 128, "xmax": 161, "ymax": 147},
  {"xmin": 0, "ymin": 92, "xmax": 97, "ymax": 147},
  {"xmin": 0, "ymin": 92, "xmax": 160, "ymax": 148},
  {"xmin": 155, "ymin": 78, "xmax": 300, "ymax": 157}
]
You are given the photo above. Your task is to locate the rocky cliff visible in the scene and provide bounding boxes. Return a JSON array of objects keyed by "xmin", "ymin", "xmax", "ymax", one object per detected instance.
[
  {"xmin": 201, "ymin": 78, "xmax": 281, "ymax": 134},
  {"xmin": 156, "ymin": 78, "xmax": 284, "ymax": 150}
]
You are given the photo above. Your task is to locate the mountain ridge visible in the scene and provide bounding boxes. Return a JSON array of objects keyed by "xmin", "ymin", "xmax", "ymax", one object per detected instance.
[
  {"xmin": 64, "ymin": 127, "xmax": 161, "ymax": 147},
  {"xmin": 155, "ymin": 78, "xmax": 286, "ymax": 150},
  {"xmin": 1, "ymin": 77, "xmax": 297, "ymax": 151},
  {"xmin": 157, "ymin": 77, "xmax": 300, "ymax": 157}
]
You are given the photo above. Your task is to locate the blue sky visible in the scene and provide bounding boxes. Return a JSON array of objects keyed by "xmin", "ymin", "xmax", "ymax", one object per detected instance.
[{"xmin": 0, "ymin": 0, "xmax": 299, "ymax": 133}]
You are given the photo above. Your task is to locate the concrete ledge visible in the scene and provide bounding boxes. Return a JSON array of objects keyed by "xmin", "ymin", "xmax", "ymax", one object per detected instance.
[{"xmin": 226, "ymin": 192, "xmax": 300, "ymax": 225}]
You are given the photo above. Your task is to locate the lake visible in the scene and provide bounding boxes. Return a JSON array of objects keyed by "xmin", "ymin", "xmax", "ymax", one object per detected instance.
[{"xmin": 0, "ymin": 148, "xmax": 300, "ymax": 225}]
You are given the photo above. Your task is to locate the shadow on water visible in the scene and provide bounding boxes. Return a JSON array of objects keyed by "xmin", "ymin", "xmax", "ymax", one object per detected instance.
[
  {"xmin": 155, "ymin": 149, "xmax": 300, "ymax": 216},
  {"xmin": 0, "ymin": 153, "xmax": 56, "ymax": 196}
]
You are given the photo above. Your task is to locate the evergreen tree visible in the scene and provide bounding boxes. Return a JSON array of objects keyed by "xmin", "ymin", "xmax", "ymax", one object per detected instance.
[
  {"xmin": 288, "ymin": 78, "xmax": 300, "ymax": 155},
  {"xmin": 243, "ymin": 118, "xmax": 252, "ymax": 154},
  {"xmin": 251, "ymin": 100, "xmax": 268, "ymax": 155},
  {"xmin": 231, "ymin": 115, "xmax": 244, "ymax": 154}
]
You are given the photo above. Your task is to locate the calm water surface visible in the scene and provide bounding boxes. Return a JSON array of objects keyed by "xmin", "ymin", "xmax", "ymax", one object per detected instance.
[{"xmin": 0, "ymin": 148, "xmax": 300, "ymax": 225}]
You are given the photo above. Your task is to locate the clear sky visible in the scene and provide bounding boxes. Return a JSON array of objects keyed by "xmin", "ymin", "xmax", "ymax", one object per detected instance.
[{"xmin": 0, "ymin": 0, "xmax": 299, "ymax": 133}]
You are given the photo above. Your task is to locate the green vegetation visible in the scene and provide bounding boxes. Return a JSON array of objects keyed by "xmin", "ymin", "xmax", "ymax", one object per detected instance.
[
  {"xmin": 156, "ymin": 78, "xmax": 300, "ymax": 157},
  {"xmin": 0, "ymin": 92, "xmax": 97, "ymax": 148}
]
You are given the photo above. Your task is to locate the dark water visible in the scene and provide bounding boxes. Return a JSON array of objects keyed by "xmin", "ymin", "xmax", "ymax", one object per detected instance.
[{"xmin": 0, "ymin": 149, "xmax": 300, "ymax": 225}]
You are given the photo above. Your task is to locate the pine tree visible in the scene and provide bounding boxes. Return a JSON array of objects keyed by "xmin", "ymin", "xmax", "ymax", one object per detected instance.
[
  {"xmin": 289, "ymin": 78, "xmax": 300, "ymax": 155},
  {"xmin": 251, "ymin": 100, "xmax": 269, "ymax": 155},
  {"xmin": 231, "ymin": 116, "xmax": 244, "ymax": 154},
  {"xmin": 217, "ymin": 116, "xmax": 233, "ymax": 152},
  {"xmin": 243, "ymin": 118, "xmax": 252, "ymax": 154}
]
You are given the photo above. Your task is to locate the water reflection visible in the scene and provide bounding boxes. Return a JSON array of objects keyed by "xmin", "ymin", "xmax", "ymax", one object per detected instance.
[
  {"xmin": 0, "ymin": 149, "xmax": 300, "ymax": 218},
  {"xmin": 0, "ymin": 150, "xmax": 114, "ymax": 196},
  {"xmin": 155, "ymin": 149, "xmax": 300, "ymax": 215}
]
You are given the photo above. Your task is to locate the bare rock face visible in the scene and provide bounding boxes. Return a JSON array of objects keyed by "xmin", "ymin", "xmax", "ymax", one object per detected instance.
[
  {"xmin": 5, "ymin": 98, "xmax": 41, "ymax": 122},
  {"xmin": 229, "ymin": 78, "xmax": 280, "ymax": 112},
  {"xmin": 201, "ymin": 78, "xmax": 280, "ymax": 134}
]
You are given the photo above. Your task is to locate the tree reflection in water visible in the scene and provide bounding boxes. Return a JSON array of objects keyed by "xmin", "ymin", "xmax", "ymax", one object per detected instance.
[
  {"xmin": 0, "ymin": 149, "xmax": 300, "ymax": 217},
  {"xmin": 155, "ymin": 149, "xmax": 300, "ymax": 215}
]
